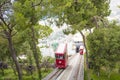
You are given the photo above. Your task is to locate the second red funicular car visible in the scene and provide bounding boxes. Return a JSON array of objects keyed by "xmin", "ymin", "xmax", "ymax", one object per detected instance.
[
  {"xmin": 55, "ymin": 43, "xmax": 68, "ymax": 68},
  {"xmin": 79, "ymin": 46, "xmax": 84, "ymax": 55}
]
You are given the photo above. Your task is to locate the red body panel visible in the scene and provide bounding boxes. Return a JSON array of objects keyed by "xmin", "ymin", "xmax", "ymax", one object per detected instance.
[
  {"xmin": 56, "ymin": 59, "xmax": 66, "ymax": 68},
  {"xmin": 79, "ymin": 49, "xmax": 83, "ymax": 55},
  {"xmin": 55, "ymin": 54, "xmax": 68, "ymax": 68}
]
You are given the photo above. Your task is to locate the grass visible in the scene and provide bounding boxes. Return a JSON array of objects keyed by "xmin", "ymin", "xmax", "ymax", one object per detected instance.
[
  {"xmin": 90, "ymin": 70, "xmax": 120, "ymax": 80},
  {"xmin": 0, "ymin": 68, "xmax": 53, "ymax": 80},
  {"xmin": 84, "ymin": 68, "xmax": 120, "ymax": 80}
]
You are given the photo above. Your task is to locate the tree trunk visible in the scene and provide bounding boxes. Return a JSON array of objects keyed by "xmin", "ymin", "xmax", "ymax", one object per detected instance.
[
  {"xmin": 88, "ymin": 29, "xmax": 92, "ymax": 34},
  {"xmin": 30, "ymin": 26, "xmax": 41, "ymax": 79},
  {"xmin": 7, "ymin": 33, "xmax": 22, "ymax": 80},
  {"xmin": 94, "ymin": 16, "xmax": 99, "ymax": 28},
  {"xmin": 9, "ymin": 56, "xmax": 17, "ymax": 75},
  {"xmin": 80, "ymin": 31, "xmax": 90, "ymax": 80},
  {"xmin": 80, "ymin": 31, "xmax": 89, "ymax": 68}
]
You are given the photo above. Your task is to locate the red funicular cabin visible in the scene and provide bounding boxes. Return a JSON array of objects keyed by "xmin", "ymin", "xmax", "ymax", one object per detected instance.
[
  {"xmin": 79, "ymin": 46, "xmax": 84, "ymax": 55},
  {"xmin": 55, "ymin": 43, "xmax": 68, "ymax": 68}
]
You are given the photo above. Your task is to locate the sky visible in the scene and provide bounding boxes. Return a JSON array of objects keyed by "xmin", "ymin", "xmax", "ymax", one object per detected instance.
[{"xmin": 108, "ymin": 0, "xmax": 120, "ymax": 21}]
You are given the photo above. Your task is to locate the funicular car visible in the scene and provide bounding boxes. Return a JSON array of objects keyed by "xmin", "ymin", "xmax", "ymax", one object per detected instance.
[
  {"xmin": 55, "ymin": 43, "xmax": 68, "ymax": 68},
  {"xmin": 79, "ymin": 46, "xmax": 84, "ymax": 55}
]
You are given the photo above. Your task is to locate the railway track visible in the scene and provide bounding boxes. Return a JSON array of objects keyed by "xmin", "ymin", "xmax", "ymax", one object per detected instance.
[
  {"xmin": 42, "ymin": 54, "xmax": 83, "ymax": 80},
  {"xmin": 56, "ymin": 54, "xmax": 79, "ymax": 80},
  {"xmin": 69, "ymin": 55, "xmax": 82, "ymax": 80},
  {"xmin": 46, "ymin": 69, "xmax": 64, "ymax": 80},
  {"xmin": 77, "ymin": 55, "xmax": 84, "ymax": 80},
  {"xmin": 65, "ymin": 54, "xmax": 83, "ymax": 80},
  {"xmin": 42, "ymin": 68, "xmax": 62, "ymax": 80}
]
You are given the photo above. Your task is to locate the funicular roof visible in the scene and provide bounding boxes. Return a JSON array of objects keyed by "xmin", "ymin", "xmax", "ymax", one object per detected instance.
[
  {"xmin": 80, "ymin": 46, "xmax": 84, "ymax": 49},
  {"xmin": 55, "ymin": 43, "xmax": 67, "ymax": 54}
]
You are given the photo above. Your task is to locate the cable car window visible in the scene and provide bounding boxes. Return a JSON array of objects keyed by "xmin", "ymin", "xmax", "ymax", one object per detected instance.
[{"xmin": 55, "ymin": 55, "xmax": 64, "ymax": 59}]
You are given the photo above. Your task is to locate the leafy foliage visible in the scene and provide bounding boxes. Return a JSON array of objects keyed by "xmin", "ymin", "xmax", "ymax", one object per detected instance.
[
  {"xmin": 87, "ymin": 25, "xmax": 120, "ymax": 75},
  {"xmin": 0, "ymin": 0, "xmax": 53, "ymax": 79},
  {"xmin": 91, "ymin": 0, "xmax": 111, "ymax": 17}
]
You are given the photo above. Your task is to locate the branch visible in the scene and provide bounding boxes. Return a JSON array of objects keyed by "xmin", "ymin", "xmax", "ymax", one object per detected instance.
[
  {"xmin": 11, "ymin": 32, "xmax": 17, "ymax": 37},
  {"xmin": 0, "ymin": 15, "xmax": 15, "ymax": 32},
  {"xmin": 0, "ymin": 30, "xmax": 9, "ymax": 39},
  {"xmin": 0, "ymin": 16, "xmax": 8, "ymax": 27},
  {"xmin": 93, "ymin": 16, "xmax": 99, "ymax": 29},
  {"xmin": 0, "ymin": 33, "xmax": 8, "ymax": 39},
  {"xmin": 100, "ymin": 19, "xmax": 107, "ymax": 27},
  {"xmin": 0, "ymin": 0, "xmax": 11, "ymax": 9},
  {"xmin": 99, "ymin": 17, "xmax": 108, "ymax": 28},
  {"xmin": 8, "ymin": 23, "xmax": 16, "ymax": 31},
  {"xmin": 7, "ymin": 22, "xmax": 11, "ymax": 26},
  {"xmin": 32, "ymin": 0, "xmax": 43, "ymax": 7},
  {"xmin": 74, "ymin": 0, "xmax": 78, "ymax": 3}
]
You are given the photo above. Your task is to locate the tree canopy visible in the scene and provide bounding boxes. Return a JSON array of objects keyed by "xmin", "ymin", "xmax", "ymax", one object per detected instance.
[{"xmin": 87, "ymin": 24, "xmax": 120, "ymax": 76}]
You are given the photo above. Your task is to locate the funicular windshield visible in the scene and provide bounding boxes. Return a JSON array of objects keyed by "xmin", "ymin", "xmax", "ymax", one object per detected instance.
[{"xmin": 55, "ymin": 54, "xmax": 65, "ymax": 59}]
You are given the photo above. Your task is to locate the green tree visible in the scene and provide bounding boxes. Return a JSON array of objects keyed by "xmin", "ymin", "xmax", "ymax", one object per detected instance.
[
  {"xmin": 91, "ymin": 0, "xmax": 111, "ymax": 17},
  {"xmin": 0, "ymin": 0, "xmax": 52, "ymax": 79},
  {"xmin": 0, "ymin": 0, "xmax": 23, "ymax": 79},
  {"xmin": 13, "ymin": 0, "xmax": 52, "ymax": 79},
  {"xmin": 87, "ymin": 25, "xmax": 120, "ymax": 77}
]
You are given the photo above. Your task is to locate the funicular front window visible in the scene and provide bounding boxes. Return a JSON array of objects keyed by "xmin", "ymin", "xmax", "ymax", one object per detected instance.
[{"xmin": 56, "ymin": 54, "xmax": 64, "ymax": 59}]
